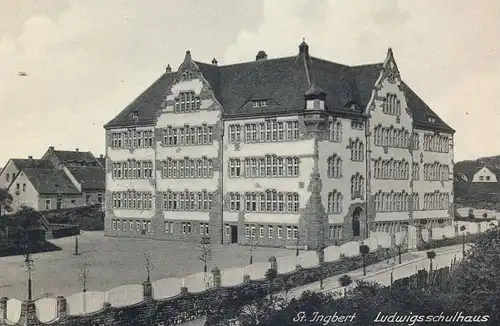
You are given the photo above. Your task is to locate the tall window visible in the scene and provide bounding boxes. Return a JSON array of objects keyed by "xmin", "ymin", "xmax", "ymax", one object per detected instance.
[
  {"xmin": 229, "ymin": 125, "xmax": 241, "ymax": 143},
  {"xmin": 350, "ymin": 173, "xmax": 364, "ymax": 198},
  {"xmin": 327, "ymin": 191, "xmax": 342, "ymax": 213},
  {"xmin": 327, "ymin": 155, "xmax": 342, "ymax": 178},
  {"xmin": 329, "ymin": 121, "xmax": 342, "ymax": 142},
  {"xmin": 229, "ymin": 158, "xmax": 241, "ymax": 177},
  {"xmin": 350, "ymin": 139, "xmax": 364, "ymax": 161},
  {"xmin": 383, "ymin": 94, "xmax": 400, "ymax": 115}
]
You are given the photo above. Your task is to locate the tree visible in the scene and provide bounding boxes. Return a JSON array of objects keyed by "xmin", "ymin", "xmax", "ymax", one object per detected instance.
[
  {"xmin": 338, "ymin": 274, "xmax": 353, "ymax": 296},
  {"xmin": 78, "ymin": 258, "xmax": 91, "ymax": 293},
  {"xmin": 359, "ymin": 244, "xmax": 370, "ymax": 276},
  {"xmin": 0, "ymin": 188, "xmax": 13, "ymax": 216},
  {"xmin": 460, "ymin": 225, "xmax": 467, "ymax": 256},
  {"xmin": 198, "ymin": 236, "xmax": 213, "ymax": 273},
  {"xmin": 247, "ymin": 236, "xmax": 258, "ymax": 265},
  {"xmin": 426, "ymin": 250, "xmax": 436, "ymax": 273},
  {"xmin": 143, "ymin": 253, "xmax": 154, "ymax": 282},
  {"xmin": 451, "ymin": 227, "xmax": 500, "ymax": 320}
]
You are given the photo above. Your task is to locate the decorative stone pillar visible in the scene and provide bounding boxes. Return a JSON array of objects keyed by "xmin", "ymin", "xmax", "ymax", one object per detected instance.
[
  {"xmin": 477, "ymin": 223, "xmax": 482, "ymax": 233},
  {"xmin": 428, "ymin": 228, "xmax": 433, "ymax": 241},
  {"xmin": 390, "ymin": 233, "xmax": 396, "ymax": 246},
  {"xmin": 212, "ymin": 267, "xmax": 221, "ymax": 287},
  {"xmin": 56, "ymin": 296, "xmax": 67, "ymax": 318},
  {"xmin": 268, "ymin": 257, "xmax": 277, "ymax": 271},
  {"xmin": 406, "ymin": 225, "xmax": 417, "ymax": 251},
  {"xmin": 19, "ymin": 300, "xmax": 37, "ymax": 326},
  {"xmin": 0, "ymin": 297, "xmax": 7, "ymax": 320},
  {"xmin": 142, "ymin": 279, "xmax": 152, "ymax": 300},
  {"xmin": 317, "ymin": 247, "xmax": 325, "ymax": 264},
  {"xmin": 454, "ymin": 224, "xmax": 459, "ymax": 237}
]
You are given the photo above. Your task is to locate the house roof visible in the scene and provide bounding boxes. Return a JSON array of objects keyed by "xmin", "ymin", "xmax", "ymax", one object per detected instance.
[
  {"xmin": 11, "ymin": 159, "xmax": 54, "ymax": 170},
  {"xmin": 52, "ymin": 150, "xmax": 98, "ymax": 164},
  {"xmin": 23, "ymin": 168, "xmax": 81, "ymax": 195},
  {"xmin": 68, "ymin": 166, "xmax": 105, "ymax": 191},
  {"xmin": 104, "ymin": 45, "xmax": 454, "ymax": 134},
  {"xmin": 455, "ymin": 160, "xmax": 481, "ymax": 182},
  {"xmin": 97, "ymin": 156, "xmax": 105, "ymax": 168}
]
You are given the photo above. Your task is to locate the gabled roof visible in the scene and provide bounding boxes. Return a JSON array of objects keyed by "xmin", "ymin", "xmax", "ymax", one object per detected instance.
[
  {"xmin": 68, "ymin": 166, "xmax": 105, "ymax": 191},
  {"xmin": 52, "ymin": 150, "xmax": 98, "ymax": 164},
  {"xmin": 97, "ymin": 156, "xmax": 105, "ymax": 168},
  {"xmin": 11, "ymin": 159, "xmax": 54, "ymax": 170},
  {"xmin": 455, "ymin": 160, "xmax": 482, "ymax": 182},
  {"xmin": 104, "ymin": 45, "xmax": 454, "ymax": 134},
  {"xmin": 23, "ymin": 169, "xmax": 80, "ymax": 195}
]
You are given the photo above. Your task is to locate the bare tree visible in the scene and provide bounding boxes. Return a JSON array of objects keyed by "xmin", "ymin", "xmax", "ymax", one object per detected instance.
[
  {"xmin": 78, "ymin": 258, "xmax": 91, "ymax": 293},
  {"xmin": 21, "ymin": 232, "xmax": 35, "ymax": 301},
  {"xmin": 143, "ymin": 253, "xmax": 155, "ymax": 282},
  {"xmin": 198, "ymin": 236, "xmax": 213, "ymax": 273},
  {"xmin": 248, "ymin": 236, "xmax": 258, "ymax": 265}
]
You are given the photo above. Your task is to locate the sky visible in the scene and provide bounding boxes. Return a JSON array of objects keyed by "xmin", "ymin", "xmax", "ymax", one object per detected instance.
[{"xmin": 1, "ymin": 0, "xmax": 499, "ymax": 166}]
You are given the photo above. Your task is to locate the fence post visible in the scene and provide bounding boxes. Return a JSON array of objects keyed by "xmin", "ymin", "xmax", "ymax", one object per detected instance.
[
  {"xmin": 212, "ymin": 267, "xmax": 221, "ymax": 287},
  {"xmin": 56, "ymin": 296, "xmax": 67, "ymax": 318},
  {"xmin": 477, "ymin": 223, "xmax": 482, "ymax": 233},
  {"xmin": 19, "ymin": 300, "xmax": 37, "ymax": 326},
  {"xmin": 142, "ymin": 279, "xmax": 153, "ymax": 301},
  {"xmin": 268, "ymin": 256, "xmax": 277, "ymax": 272},
  {"xmin": 317, "ymin": 247, "xmax": 325, "ymax": 264},
  {"xmin": 0, "ymin": 297, "xmax": 7, "ymax": 320}
]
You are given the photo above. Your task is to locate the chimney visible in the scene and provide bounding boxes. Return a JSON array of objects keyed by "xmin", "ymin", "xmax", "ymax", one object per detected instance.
[
  {"xmin": 211, "ymin": 58, "xmax": 218, "ymax": 65},
  {"xmin": 49, "ymin": 146, "xmax": 54, "ymax": 151},
  {"xmin": 100, "ymin": 154, "xmax": 104, "ymax": 159},
  {"xmin": 75, "ymin": 148, "xmax": 79, "ymax": 152},
  {"xmin": 28, "ymin": 156, "xmax": 33, "ymax": 161},
  {"xmin": 166, "ymin": 64, "xmax": 172, "ymax": 73},
  {"xmin": 256, "ymin": 51, "xmax": 267, "ymax": 61}
]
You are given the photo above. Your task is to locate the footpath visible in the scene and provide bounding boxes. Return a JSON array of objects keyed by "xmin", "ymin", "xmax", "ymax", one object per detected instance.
[{"xmin": 180, "ymin": 243, "xmax": 467, "ymax": 326}]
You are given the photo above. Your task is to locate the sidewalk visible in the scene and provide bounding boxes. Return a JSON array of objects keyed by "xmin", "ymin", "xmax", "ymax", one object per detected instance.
[{"xmin": 279, "ymin": 243, "xmax": 465, "ymax": 300}]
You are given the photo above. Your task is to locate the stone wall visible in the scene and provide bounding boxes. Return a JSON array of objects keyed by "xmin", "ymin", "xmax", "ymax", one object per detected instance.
[{"xmin": 0, "ymin": 245, "xmax": 400, "ymax": 326}]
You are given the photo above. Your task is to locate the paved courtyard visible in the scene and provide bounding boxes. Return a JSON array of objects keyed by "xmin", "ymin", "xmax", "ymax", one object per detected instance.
[{"xmin": 0, "ymin": 231, "xmax": 293, "ymax": 300}]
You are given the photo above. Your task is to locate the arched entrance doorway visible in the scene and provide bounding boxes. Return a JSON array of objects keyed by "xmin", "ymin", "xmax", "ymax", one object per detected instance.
[{"xmin": 352, "ymin": 207, "xmax": 362, "ymax": 237}]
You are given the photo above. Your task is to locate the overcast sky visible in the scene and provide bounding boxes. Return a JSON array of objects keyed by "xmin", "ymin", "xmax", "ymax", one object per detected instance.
[{"xmin": 1, "ymin": 0, "xmax": 499, "ymax": 166}]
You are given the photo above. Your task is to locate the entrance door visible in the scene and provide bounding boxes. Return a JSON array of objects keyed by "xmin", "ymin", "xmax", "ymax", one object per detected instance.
[
  {"xmin": 56, "ymin": 198, "xmax": 62, "ymax": 210},
  {"xmin": 352, "ymin": 207, "xmax": 362, "ymax": 237},
  {"xmin": 230, "ymin": 225, "xmax": 238, "ymax": 244}
]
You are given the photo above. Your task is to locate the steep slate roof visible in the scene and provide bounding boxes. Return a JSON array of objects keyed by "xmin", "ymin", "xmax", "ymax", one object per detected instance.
[
  {"xmin": 11, "ymin": 159, "xmax": 54, "ymax": 170},
  {"xmin": 104, "ymin": 46, "xmax": 454, "ymax": 133},
  {"xmin": 23, "ymin": 169, "xmax": 80, "ymax": 195},
  {"xmin": 52, "ymin": 150, "xmax": 97, "ymax": 164},
  {"xmin": 68, "ymin": 167, "xmax": 105, "ymax": 191}
]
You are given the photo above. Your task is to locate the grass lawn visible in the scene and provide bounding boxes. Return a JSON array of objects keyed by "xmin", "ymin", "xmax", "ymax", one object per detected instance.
[{"xmin": 0, "ymin": 231, "xmax": 294, "ymax": 300}]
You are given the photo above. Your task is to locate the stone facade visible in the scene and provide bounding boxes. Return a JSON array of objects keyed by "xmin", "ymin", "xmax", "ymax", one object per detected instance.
[{"xmin": 103, "ymin": 46, "xmax": 454, "ymax": 249}]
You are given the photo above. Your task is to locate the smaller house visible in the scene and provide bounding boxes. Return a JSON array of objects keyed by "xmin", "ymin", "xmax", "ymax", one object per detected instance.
[
  {"xmin": 0, "ymin": 157, "xmax": 54, "ymax": 190},
  {"xmin": 472, "ymin": 166, "xmax": 500, "ymax": 183},
  {"xmin": 1, "ymin": 147, "xmax": 106, "ymax": 213},
  {"xmin": 8, "ymin": 169, "xmax": 83, "ymax": 212}
]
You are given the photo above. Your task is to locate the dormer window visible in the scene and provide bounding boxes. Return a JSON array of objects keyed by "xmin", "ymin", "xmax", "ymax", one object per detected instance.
[
  {"xmin": 427, "ymin": 116, "xmax": 437, "ymax": 123},
  {"xmin": 132, "ymin": 110, "xmax": 139, "ymax": 118},
  {"xmin": 180, "ymin": 71, "xmax": 197, "ymax": 82},
  {"xmin": 252, "ymin": 100, "xmax": 269, "ymax": 108}
]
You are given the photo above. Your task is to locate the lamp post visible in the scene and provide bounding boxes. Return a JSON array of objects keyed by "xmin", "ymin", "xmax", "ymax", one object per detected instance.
[
  {"xmin": 460, "ymin": 225, "xmax": 466, "ymax": 256},
  {"xmin": 24, "ymin": 231, "xmax": 34, "ymax": 301},
  {"xmin": 359, "ymin": 244, "xmax": 370, "ymax": 276}
]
